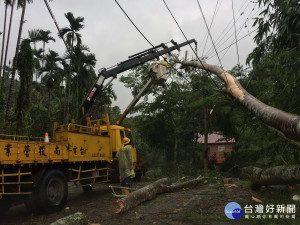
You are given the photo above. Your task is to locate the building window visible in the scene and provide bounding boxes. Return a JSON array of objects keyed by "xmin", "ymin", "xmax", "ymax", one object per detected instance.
[{"xmin": 218, "ymin": 145, "xmax": 225, "ymax": 152}]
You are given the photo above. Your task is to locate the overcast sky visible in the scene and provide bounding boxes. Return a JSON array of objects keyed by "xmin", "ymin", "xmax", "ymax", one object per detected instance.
[{"xmin": 0, "ymin": 0, "xmax": 259, "ymax": 111}]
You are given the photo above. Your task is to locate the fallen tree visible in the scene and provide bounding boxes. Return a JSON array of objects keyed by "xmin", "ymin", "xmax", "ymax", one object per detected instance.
[
  {"xmin": 242, "ymin": 165, "xmax": 300, "ymax": 188},
  {"xmin": 116, "ymin": 175, "xmax": 203, "ymax": 213},
  {"xmin": 180, "ymin": 61, "xmax": 300, "ymax": 147}
]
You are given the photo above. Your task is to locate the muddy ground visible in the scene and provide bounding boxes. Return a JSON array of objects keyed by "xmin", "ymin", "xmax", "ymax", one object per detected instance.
[{"xmin": 1, "ymin": 178, "xmax": 298, "ymax": 225}]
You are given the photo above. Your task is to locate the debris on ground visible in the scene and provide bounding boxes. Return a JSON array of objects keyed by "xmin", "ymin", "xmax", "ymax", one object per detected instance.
[{"xmin": 50, "ymin": 212, "xmax": 88, "ymax": 225}]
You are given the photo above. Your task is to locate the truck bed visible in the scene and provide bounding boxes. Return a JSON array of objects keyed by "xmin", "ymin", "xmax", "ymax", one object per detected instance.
[{"xmin": 0, "ymin": 132, "xmax": 112, "ymax": 165}]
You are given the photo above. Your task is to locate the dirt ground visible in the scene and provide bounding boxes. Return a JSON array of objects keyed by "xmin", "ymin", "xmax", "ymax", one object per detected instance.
[{"xmin": 0, "ymin": 178, "xmax": 296, "ymax": 225}]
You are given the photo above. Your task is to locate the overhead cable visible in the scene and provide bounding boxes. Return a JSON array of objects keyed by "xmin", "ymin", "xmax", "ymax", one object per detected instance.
[
  {"xmin": 162, "ymin": 0, "xmax": 225, "ymax": 93},
  {"xmin": 200, "ymin": 0, "xmax": 221, "ymax": 57},
  {"xmin": 208, "ymin": 28, "xmax": 258, "ymax": 61},
  {"xmin": 205, "ymin": 0, "xmax": 252, "ymax": 57},
  {"xmin": 196, "ymin": 0, "xmax": 224, "ymax": 70},
  {"xmin": 114, "ymin": 0, "xmax": 191, "ymax": 82},
  {"xmin": 206, "ymin": 5, "xmax": 260, "ymax": 58},
  {"xmin": 231, "ymin": 0, "xmax": 240, "ymax": 65}
]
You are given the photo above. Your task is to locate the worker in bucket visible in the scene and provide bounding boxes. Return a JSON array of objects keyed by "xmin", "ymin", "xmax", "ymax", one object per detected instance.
[{"xmin": 116, "ymin": 137, "xmax": 135, "ymax": 195}]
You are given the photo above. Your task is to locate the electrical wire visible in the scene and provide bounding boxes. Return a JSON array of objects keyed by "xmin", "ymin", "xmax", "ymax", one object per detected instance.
[
  {"xmin": 162, "ymin": 0, "xmax": 225, "ymax": 94},
  {"xmin": 204, "ymin": 0, "xmax": 250, "ymax": 56},
  {"xmin": 200, "ymin": 0, "xmax": 221, "ymax": 57},
  {"xmin": 231, "ymin": 0, "xmax": 240, "ymax": 65},
  {"xmin": 204, "ymin": 0, "xmax": 252, "ymax": 57},
  {"xmin": 114, "ymin": 0, "xmax": 153, "ymax": 48},
  {"xmin": 114, "ymin": 0, "xmax": 191, "ymax": 83},
  {"xmin": 206, "ymin": 5, "xmax": 260, "ymax": 59},
  {"xmin": 217, "ymin": 8, "xmax": 262, "ymax": 62},
  {"xmin": 207, "ymin": 28, "xmax": 258, "ymax": 61},
  {"xmin": 196, "ymin": 0, "xmax": 225, "ymax": 70}
]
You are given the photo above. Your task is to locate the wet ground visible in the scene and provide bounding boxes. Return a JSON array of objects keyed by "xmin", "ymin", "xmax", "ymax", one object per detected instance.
[{"xmin": 0, "ymin": 179, "xmax": 294, "ymax": 225}]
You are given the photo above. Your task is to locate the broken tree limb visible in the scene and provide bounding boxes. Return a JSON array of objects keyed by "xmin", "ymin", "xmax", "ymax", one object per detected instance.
[
  {"xmin": 242, "ymin": 165, "xmax": 300, "ymax": 188},
  {"xmin": 165, "ymin": 175, "xmax": 203, "ymax": 192},
  {"xmin": 116, "ymin": 176, "xmax": 203, "ymax": 213},
  {"xmin": 116, "ymin": 178, "xmax": 171, "ymax": 213},
  {"xmin": 180, "ymin": 61, "xmax": 300, "ymax": 147}
]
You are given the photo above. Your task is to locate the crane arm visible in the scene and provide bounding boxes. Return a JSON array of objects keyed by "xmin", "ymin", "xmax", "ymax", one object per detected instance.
[
  {"xmin": 116, "ymin": 61, "xmax": 170, "ymax": 126},
  {"xmin": 80, "ymin": 39, "xmax": 197, "ymax": 120}
]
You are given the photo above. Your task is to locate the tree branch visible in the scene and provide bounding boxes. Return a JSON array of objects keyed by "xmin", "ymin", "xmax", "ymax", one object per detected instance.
[{"xmin": 180, "ymin": 61, "xmax": 300, "ymax": 147}]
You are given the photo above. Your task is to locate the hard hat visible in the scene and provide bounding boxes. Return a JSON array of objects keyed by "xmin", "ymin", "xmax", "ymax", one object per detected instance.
[
  {"xmin": 162, "ymin": 55, "xmax": 167, "ymax": 60},
  {"xmin": 122, "ymin": 137, "xmax": 130, "ymax": 145}
]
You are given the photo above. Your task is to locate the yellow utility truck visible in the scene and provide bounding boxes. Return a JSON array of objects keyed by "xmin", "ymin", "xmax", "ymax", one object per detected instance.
[{"xmin": 0, "ymin": 39, "xmax": 197, "ymax": 213}]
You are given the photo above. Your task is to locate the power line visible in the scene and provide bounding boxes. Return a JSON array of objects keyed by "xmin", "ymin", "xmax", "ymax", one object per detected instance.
[
  {"xmin": 196, "ymin": 0, "xmax": 224, "ymax": 70},
  {"xmin": 114, "ymin": 0, "xmax": 191, "ymax": 83},
  {"xmin": 207, "ymin": 28, "xmax": 258, "ymax": 61},
  {"xmin": 216, "ymin": 8, "xmax": 262, "ymax": 62},
  {"xmin": 162, "ymin": 0, "xmax": 225, "ymax": 94},
  {"xmin": 204, "ymin": 0, "xmax": 250, "ymax": 57},
  {"xmin": 204, "ymin": 0, "xmax": 252, "ymax": 57},
  {"xmin": 206, "ymin": 5, "xmax": 260, "ymax": 59},
  {"xmin": 200, "ymin": 0, "xmax": 221, "ymax": 57},
  {"xmin": 231, "ymin": 0, "xmax": 240, "ymax": 65},
  {"xmin": 114, "ymin": 0, "xmax": 153, "ymax": 48}
]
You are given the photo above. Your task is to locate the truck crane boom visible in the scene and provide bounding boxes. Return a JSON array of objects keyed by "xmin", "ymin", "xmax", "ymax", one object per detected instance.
[
  {"xmin": 116, "ymin": 61, "xmax": 169, "ymax": 125},
  {"xmin": 80, "ymin": 39, "xmax": 197, "ymax": 121}
]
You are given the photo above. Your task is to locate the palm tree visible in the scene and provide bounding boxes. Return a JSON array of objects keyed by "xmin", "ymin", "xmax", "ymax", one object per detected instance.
[
  {"xmin": 41, "ymin": 50, "xmax": 61, "ymax": 114},
  {"xmin": 60, "ymin": 12, "xmax": 85, "ymax": 122},
  {"xmin": 4, "ymin": 0, "xmax": 32, "ymax": 133},
  {"xmin": 0, "ymin": 0, "xmax": 15, "ymax": 94},
  {"xmin": 37, "ymin": 29, "xmax": 55, "ymax": 101},
  {"xmin": 32, "ymin": 48, "xmax": 42, "ymax": 89},
  {"xmin": 16, "ymin": 39, "xmax": 33, "ymax": 134},
  {"xmin": 71, "ymin": 45, "xmax": 96, "ymax": 110},
  {"xmin": 38, "ymin": 29, "xmax": 55, "ymax": 68},
  {"xmin": 28, "ymin": 28, "xmax": 42, "ymax": 49},
  {"xmin": 0, "ymin": 0, "xmax": 13, "ymax": 86},
  {"xmin": 60, "ymin": 12, "xmax": 84, "ymax": 49}
]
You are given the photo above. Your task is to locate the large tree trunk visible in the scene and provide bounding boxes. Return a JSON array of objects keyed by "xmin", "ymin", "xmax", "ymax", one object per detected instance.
[
  {"xmin": 4, "ymin": 0, "xmax": 26, "ymax": 133},
  {"xmin": 242, "ymin": 165, "xmax": 300, "ymax": 188},
  {"xmin": 1, "ymin": 0, "xmax": 15, "ymax": 95},
  {"xmin": 180, "ymin": 61, "xmax": 300, "ymax": 147},
  {"xmin": 116, "ymin": 176, "xmax": 203, "ymax": 213}
]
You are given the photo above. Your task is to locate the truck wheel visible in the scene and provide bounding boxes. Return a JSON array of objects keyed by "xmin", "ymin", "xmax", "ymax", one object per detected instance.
[{"xmin": 38, "ymin": 169, "xmax": 68, "ymax": 213}]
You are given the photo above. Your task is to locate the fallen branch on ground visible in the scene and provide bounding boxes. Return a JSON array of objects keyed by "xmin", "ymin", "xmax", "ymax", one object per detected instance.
[
  {"xmin": 241, "ymin": 165, "xmax": 300, "ymax": 189},
  {"xmin": 116, "ymin": 175, "xmax": 203, "ymax": 213}
]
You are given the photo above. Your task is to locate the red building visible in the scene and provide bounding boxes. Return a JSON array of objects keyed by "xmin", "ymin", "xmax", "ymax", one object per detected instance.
[{"xmin": 197, "ymin": 133, "xmax": 235, "ymax": 163}]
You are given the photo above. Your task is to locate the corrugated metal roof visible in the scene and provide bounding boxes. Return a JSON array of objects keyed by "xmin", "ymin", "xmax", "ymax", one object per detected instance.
[{"xmin": 197, "ymin": 133, "xmax": 235, "ymax": 144}]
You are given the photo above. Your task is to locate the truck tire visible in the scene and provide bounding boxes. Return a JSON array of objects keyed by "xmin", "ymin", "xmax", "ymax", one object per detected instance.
[{"xmin": 38, "ymin": 169, "xmax": 68, "ymax": 213}]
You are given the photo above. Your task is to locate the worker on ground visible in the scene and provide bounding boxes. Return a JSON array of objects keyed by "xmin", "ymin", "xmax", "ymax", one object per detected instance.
[{"xmin": 116, "ymin": 137, "xmax": 134, "ymax": 195}]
